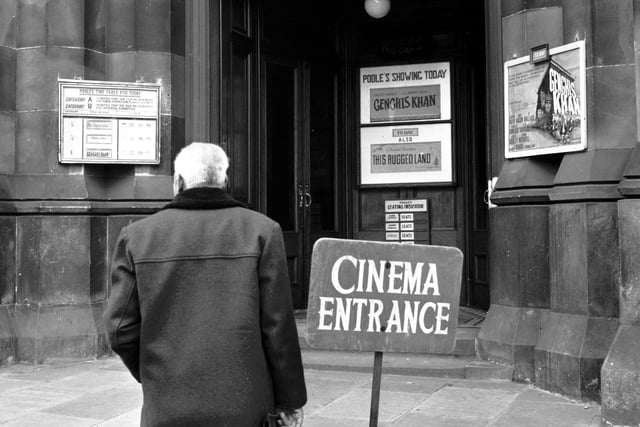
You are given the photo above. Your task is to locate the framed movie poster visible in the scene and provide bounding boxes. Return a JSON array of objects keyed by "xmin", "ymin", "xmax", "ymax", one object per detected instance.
[
  {"xmin": 504, "ymin": 40, "xmax": 586, "ymax": 158},
  {"xmin": 360, "ymin": 62, "xmax": 451, "ymax": 125},
  {"xmin": 360, "ymin": 123, "xmax": 453, "ymax": 185},
  {"xmin": 359, "ymin": 62, "xmax": 453, "ymax": 186}
]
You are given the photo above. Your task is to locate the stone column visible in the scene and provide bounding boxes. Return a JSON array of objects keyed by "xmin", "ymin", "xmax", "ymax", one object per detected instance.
[
  {"xmin": 601, "ymin": 193, "xmax": 640, "ymax": 424},
  {"xmin": 477, "ymin": 201, "xmax": 550, "ymax": 381},
  {"xmin": 0, "ymin": 0, "xmax": 17, "ymax": 365},
  {"xmin": 482, "ymin": 3, "xmax": 636, "ymax": 405},
  {"xmin": 600, "ymin": 67, "xmax": 640, "ymax": 425},
  {"xmin": 534, "ymin": 202, "xmax": 619, "ymax": 401},
  {"xmin": 478, "ymin": 4, "xmax": 563, "ymax": 383},
  {"xmin": 532, "ymin": 0, "xmax": 635, "ymax": 402},
  {"xmin": 0, "ymin": 0, "xmax": 184, "ymax": 364}
]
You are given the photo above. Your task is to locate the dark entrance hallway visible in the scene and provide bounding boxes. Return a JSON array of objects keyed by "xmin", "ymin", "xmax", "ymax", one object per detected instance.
[{"xmin": 255, "ymin": 0, "xmax": 488, "ymax": 310}]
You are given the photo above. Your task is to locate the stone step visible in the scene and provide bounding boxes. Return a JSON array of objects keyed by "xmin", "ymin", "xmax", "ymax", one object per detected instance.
[
  {"xmin": 296, "ymin": 316, "xmax": 480, "ymax": 356},
  {"xmin": 300, "ymin": 349, "xmax": 513, "ymax": 380},
  {"xmin": 295, "ymin": 315, "xmax": 514, "ymax": 381}
]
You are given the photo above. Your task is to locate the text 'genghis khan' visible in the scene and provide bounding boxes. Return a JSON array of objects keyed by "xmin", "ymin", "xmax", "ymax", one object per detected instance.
[{"xmin": 317, "ymin": 255, "xmax": 450, "ymax": 335}]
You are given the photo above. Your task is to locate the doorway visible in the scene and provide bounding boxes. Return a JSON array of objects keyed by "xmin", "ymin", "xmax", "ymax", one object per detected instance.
[
  {"xmin": 249, "ymin": 0, "xmax": 489, "ymax": 310},
  {"xmin": 262, "ymin": 57, "xmax": 309, "ymax": 308},
  {"xmin": 218, "ymin": 0, "xmax": 345, "ymax": 309},
  {"xmin": 261, "ymin": 27, "xmax": 343, "ymax": 308}
]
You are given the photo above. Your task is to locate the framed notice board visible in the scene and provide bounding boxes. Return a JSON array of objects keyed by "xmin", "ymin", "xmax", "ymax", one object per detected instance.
[
  {"xmin": 359, "ymin": 62, "xmax": 454, "ymax": 186},
  {"xmin": 504, "ymin": 40, "xmax": 586, "ymax": 158},
  {"xmin": 360, "ymin": 123, "xmax": 453, "ymax": 185},
  {"xmin": 58, "ymin": 79, "xmax": 161, "ymax": 164}
]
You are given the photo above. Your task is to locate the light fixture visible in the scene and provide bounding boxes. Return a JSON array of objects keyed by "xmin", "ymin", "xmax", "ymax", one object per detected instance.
[{"xmin": 364, "ymin": 0, "xmax": 390, "ymax": 19}]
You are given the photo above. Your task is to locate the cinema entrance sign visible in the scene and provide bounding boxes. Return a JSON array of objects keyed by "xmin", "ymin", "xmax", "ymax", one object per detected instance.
[{"xmin": 307, "ymin": 238, "xmax": 463, "ymax": 354}]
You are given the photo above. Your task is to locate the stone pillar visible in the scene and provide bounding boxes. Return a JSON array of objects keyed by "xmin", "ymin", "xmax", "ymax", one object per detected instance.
[
  {"xmin": 600, "ymin": 46, "xmax": 640, "ymax": 420},
  {"xmin": 478, "ymin": 4, "xmax": 563, "ymax": 383},
  {"xmin": 534, "ymin": 202, "xmax": 619, "ymax": 401},
  {"xmin": 601, "ymin": 193, "xmax": 640, "ymax": 424},
  {"xmin": 477, "ymin": 202, "xmax": 549, "ymax": 381},
  {"xmin": 0, "ymin": 0, "xmax": 184, "ymax": 364},
  {"xmin": 0, "ymin": 0, "xmax": 18, "ymax": 365},
  {"xmin": 532, "ymin": 0, "xmax": 635, "ymax": 402},
  {"xmin": 0, "ymin": 217, "xmax": 17, "ymax": 364},
  {"xmin": 483, "ymin": 2, "xmax": 636, "ymax": 406}
]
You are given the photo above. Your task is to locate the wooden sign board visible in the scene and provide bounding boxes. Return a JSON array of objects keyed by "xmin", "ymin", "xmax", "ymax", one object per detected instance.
[{"xmin": 306, "ymin": 238, "xmax": 463, "ymax": 354}]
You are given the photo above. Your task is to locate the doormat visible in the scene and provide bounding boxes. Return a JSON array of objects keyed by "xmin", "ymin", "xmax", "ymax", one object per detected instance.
[{"xmin": 458, "ymin": 306, "xmax": 486, "ymax": 327}]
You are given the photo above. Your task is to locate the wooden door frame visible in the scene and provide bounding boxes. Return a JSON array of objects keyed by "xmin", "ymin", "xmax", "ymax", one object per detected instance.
[
  {"xmin": 185, "ymin": 0, "xmax": 217, "ymax": 145},
  {"xmin": 340, "ymin": 6, "xmax": 491, "ymax": 309},
  {"xmin": 217, "ymin": 0, "xmax": 260, "ymax": 207},
  {"xmin": 259, "ymin": 54, "xmax": 312, "ymax": 307}
]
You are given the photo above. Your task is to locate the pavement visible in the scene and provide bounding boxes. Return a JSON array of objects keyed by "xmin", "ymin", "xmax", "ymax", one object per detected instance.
[{"xmin": 0, "ymin": 350, "xmax": 603, "ymax": 427}]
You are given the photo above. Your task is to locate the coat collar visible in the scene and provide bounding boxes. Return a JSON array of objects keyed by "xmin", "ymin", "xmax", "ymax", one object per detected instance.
[{"xmin": 162, "ymin": 187, "xmax": 246, "ymax": 210}]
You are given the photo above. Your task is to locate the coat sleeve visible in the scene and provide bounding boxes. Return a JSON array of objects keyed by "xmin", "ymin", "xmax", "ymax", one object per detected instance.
[
  {"xmin": 103, "ymin": 227, "xmax": 142, "ymax": 382},
  {"xmin": 259, "ymin": 222, "xmax": 307, "ymax": 410}
]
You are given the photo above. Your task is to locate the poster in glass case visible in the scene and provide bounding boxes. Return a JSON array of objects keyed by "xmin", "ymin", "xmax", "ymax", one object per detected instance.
[
  {"xmin": 504, "ymin": 40, "xmax": 586, "ymax": 158},
  {"xmin": 360, "ymin": 123, "xmax": 453, "ymax": 185},
  {"xmin": 59, "ymin": 79, "xmax": 161, "ymax": 164}
]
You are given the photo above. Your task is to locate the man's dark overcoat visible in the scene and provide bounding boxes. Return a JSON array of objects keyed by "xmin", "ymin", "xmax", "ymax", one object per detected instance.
[{"xmin": 103, "ymin": 187, "xmax": 307, "ymax": 426}]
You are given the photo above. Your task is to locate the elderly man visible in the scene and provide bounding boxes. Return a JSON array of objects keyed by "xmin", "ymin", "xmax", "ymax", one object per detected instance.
[{"xmin": 104, "ymin": 142, "xmax": 306, "ymax": 426}]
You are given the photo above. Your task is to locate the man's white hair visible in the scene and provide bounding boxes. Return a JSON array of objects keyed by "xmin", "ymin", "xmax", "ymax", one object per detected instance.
[{"xmin": 173, "ymin": 142, "xmax": 229, "ymax": 191}]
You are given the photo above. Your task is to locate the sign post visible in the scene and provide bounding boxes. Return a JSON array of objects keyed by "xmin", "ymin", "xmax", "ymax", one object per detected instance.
[
  {"xmin": 306, "ymin": 238, "xmax": 463, "ymax": 425},
  {"xmin": 369, "ymin": 351, "xmax": 383, "ymax": 427}
]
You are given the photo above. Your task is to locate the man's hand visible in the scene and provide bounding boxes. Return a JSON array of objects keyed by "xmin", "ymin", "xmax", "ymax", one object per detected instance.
[{"xmin": 277, "ymin": 408, "xmax": 304, "ymax": 426}]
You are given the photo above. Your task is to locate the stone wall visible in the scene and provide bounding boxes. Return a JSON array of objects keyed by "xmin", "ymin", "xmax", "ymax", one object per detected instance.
[
  {"xmin": 0, "ymin": 0, "xmax": 184, "ymax": 364},
  {"xmin": 480, "ymin": 0, "xmax": 637, "ymax": 410}
]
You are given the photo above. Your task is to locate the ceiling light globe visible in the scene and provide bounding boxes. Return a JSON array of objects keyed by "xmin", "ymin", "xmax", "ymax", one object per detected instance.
[{"xmin": 364, "ymin": 0, "xmax": 391, "ymax": 19}]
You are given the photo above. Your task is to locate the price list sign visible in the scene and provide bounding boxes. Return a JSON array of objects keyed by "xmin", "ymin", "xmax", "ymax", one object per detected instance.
[{"xmin": 58, "ymin": 79, "xmax": 161, "ymax": 164}]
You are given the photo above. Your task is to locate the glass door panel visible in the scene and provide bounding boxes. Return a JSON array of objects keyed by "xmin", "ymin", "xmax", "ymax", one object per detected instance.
[
  {"xmin": 263, "ymin": 57, "xmax": 306, "ymax": 308},
  {"xmin": 266, "ymin": 62, "xmax": 297, "ymax": 231},
  {"xmin": 309, "ymin": 63, "xmax": 337, "ymax": 235}
]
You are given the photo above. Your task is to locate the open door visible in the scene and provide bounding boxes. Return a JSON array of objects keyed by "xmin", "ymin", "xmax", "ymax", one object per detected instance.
[
  {"xmin": 221, "ymin": 0, "xmax": 344, "ymax": 308},
  {"xmin": 261, "ymin": 54, "xmax": 343, "ymax": 309},
  {"xmin": 219, "ymin": 0, "xmax": 260, "ymax": 207},
  {"xmin": 262, "ymin": 56, "xmax": 310, "ymax": 308}
]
